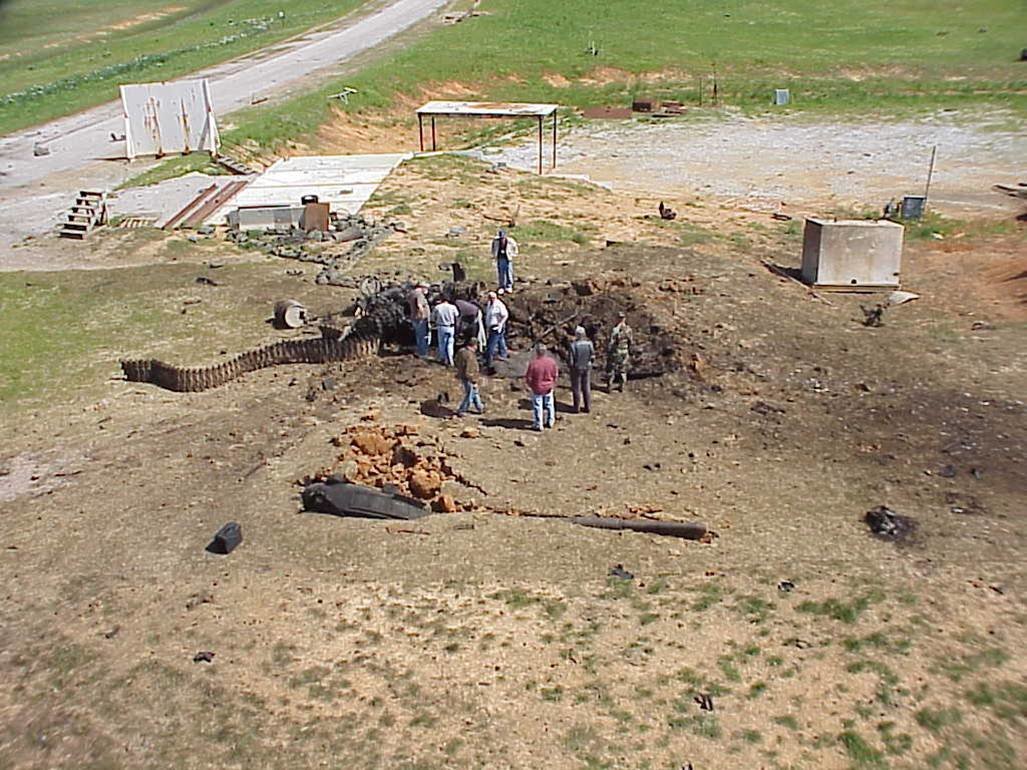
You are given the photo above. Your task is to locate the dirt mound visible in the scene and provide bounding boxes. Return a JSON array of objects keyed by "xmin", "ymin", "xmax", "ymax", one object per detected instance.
[{"xmin": 505, "ymin": 279, "xmax": 690, "ymax": 378}]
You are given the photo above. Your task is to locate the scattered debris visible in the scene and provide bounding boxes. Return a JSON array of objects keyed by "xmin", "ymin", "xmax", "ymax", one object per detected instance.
[
  {"xmin": 694, "ymin": 693, "xmax": 715, "ymax": 711},
  {"xmin": 214, "ymin": 153, "xmax": 259, "ymax": 176},
  {"xmin": 303, "ymin": 480, "xmax": 429, "ymax": 520},
  {"xmin": 887, "ymin": 290, "xmax": 919, "ymax": 306},
  {"xmin": 567, "ymin": 516, "xmax": 706, "ymax": 540},
  {"xmin": 225, "ymin": 211, "xmax": 397, "ymax": 284},
  {"xmin": 864, "ymin": 505, "xmax": 917, "ymax": 542},
  {"xmin": 273, "ymin": 299, "xmax": 308, "ymax": 329},
  {"xmin": 328, "ymin": 87, "xmax": 358, "ymax": 103},
  {"xmin": 206, "ymin": 522, "xmax": 242, "ymax": 555},
  {"xmin": 116, "ymin": 216, "xmax": 157, "ymax": 229},
  {"xmin": 860, "ymin": 303, "xmax": 886, "ymax": 327}
]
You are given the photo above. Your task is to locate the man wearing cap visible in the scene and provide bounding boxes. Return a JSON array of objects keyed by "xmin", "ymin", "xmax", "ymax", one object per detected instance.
[
  {"xmin": 490, "ymin": 229, "xmax": 518, "ymax": 292},
  {"xmin": 483, "ymin": 290, "xmax": 509, "ymax": 367},
  {"xmin": 524, "ymin": 342, "xmax": 558, "ymax": 431},
  {"xmin": 567, "ymin": 325, "xmax": 595, "ymax": 413},
  {"xmin": 430, "ymin": 296, "xmax": 459, "ymax": 366},
  {"xmin": 407, "ymin": 282, "xmax": 430, "ymax": 358},
  {"xmin": 607, "ymin": 311, "xmax": 634, "ymax": 392}
]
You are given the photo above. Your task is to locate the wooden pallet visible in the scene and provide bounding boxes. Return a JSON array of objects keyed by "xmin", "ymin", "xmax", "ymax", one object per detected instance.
[
  {"xmin": 214, "ymin": 154, "xmax": 259, "ymax": 176},
  {"xmin": 117, "ymin": 216, "xmax": 158, "ymax": 229},
  {"xmin": 58, "ymin": 190, "xmax": 107, "ymax": 239}
]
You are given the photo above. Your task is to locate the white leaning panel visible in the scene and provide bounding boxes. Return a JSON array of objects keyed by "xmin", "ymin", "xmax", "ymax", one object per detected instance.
[{"xmin": 121, "ymin": 79, "xmax": 220, "ymax": 159}]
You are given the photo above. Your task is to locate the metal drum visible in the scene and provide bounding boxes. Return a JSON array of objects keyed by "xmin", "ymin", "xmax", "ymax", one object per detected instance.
[{"xmin": 273, "ymin": 299, "xmax": 308, "ymax": 329}]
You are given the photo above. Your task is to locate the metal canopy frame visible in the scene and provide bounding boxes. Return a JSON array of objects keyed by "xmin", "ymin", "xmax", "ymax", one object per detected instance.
[{"xmin": 415, "ymin": 101, "xmax": 559, "ymax": 174}]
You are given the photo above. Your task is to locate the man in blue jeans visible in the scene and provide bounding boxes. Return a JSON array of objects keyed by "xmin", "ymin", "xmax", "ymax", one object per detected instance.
[
  {"xmin": 407, "ymin": 282, "xmax": 430, "ymax": 357},
  {"xmin": 454, "ymin": 338, "xmax": 484, "ymax": 416},
  {"xmin": 430, "ymin": 296, "xmax": 458, "ymax": 366},
  {"xmin": 490, "ymin": 229, "xmax": 518, "ymax": 292},
  {"xmin": 524, "ymin": 343, "xmax": 558, "ymax": 431},
  {"xmin": 483, "ymin": 290, "xmax": 509, "ymax": 367}
]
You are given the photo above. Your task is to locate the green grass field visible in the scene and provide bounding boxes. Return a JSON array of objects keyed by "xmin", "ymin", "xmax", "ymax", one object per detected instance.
[
  {"xmin": 220, "ymin": 0, "xmax": 1027, "ymax": 152},
  {"xmin": 0, "ymin": 0, "xmax": 366, "ymax": 136}
]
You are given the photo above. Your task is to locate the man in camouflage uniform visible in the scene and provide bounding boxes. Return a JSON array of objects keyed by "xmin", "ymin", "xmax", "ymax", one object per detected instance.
[{"xmin": 606, "ymin": 311, "xmax": 633, "ymax": 392}]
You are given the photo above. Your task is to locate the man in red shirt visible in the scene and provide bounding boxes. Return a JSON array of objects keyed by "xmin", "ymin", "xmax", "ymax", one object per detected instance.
[{"xmin": 524, "ymin": 342, "xmax": 558, "ymax": 431}]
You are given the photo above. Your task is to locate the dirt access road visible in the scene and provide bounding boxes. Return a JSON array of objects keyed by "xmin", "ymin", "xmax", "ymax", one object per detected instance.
[{"xmin": 0, "ymin": 0, "xmax": 448, "ymax": 253}]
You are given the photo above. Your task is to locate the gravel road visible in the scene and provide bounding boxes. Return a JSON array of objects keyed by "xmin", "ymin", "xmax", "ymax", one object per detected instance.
[{"xmin": 491, "ymin": 112, "xmax": 1027, "ymax": 218}]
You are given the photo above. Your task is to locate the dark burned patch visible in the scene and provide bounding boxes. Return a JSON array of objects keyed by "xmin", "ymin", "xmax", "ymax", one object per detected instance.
[
  {"xmin": 865, "ymin": 505, "xmax": 918, "ymax": 544},
  {"xmin": 504, "ymin": 284, "xmax": 687, "ymax": 378}
]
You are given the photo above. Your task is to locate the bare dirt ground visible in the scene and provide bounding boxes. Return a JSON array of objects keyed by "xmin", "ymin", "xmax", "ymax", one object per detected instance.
[{"xmin": 0, "ymin": 152, "xmax": 1025, "ymax": 769}]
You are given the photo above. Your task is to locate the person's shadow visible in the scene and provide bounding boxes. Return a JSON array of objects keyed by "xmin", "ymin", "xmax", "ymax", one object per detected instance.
[
  {"xmin": 516, "ymin": 397, "xmax": 576, "ymax": 414},
  {"xmin": 419, "ymin": 398, "xmax": 454, "ymax": 419},
  {"xmin": 480, "ymin": 417, "xmax": 534, "ymax": 430}
]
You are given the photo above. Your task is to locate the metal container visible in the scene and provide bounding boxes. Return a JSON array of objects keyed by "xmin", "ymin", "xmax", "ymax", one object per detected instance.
[
  {"xmin": 273, "ymin": 299, "xmax": 308, "ymax": 329},
  {"xmin": 900, "ymin": 195, "xmax": 926, "ymax": 220},
  {"xmin": 773, "ymin": 89, "xmax": 790, "ymax": 106}
]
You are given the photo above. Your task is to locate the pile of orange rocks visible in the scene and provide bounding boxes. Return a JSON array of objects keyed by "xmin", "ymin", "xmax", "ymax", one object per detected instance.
[{"xmin": 325, "ymin": 418, "xmax": 468, "ymax": 513}]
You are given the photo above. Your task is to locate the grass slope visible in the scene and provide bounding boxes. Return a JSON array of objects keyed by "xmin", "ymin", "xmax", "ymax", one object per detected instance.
[
  {"xmin": 0, "ymin": 0, "xmax": 366, "ymax": 136},
  {"xmin": 221, "ymin": 0, "xmax": 1027, "ymax": 151}
]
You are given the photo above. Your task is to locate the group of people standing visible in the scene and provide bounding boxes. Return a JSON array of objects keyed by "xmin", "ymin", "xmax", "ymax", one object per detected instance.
[
  {"xmin": 510, "ymin": 311, "xmax": 632, "ymax": 431},
  {"xmin": 405, "ymin": 228, "xmax": 634, "ymax": 430},
  {"xmin": 407, "ymin": 284, "xmax": 511, "ymax": 417}
]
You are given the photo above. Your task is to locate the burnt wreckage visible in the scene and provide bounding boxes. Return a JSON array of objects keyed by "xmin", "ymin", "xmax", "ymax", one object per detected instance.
[{"xmin": 120, "ymin": 280, "xmax": 683, "ymax": 392}]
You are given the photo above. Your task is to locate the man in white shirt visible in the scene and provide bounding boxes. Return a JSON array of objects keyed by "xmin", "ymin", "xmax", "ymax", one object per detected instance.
[
  {"xmin": 483, "ymin": 290, "xmax": 509, "ymax": 367},
  {"xmin": 490, "ymin": 229, "xmax": 518, "ymax": 292},
  {"xmin": 429, "ymin": 297, "xmax": 459, "ymax": 366}
]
